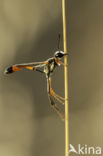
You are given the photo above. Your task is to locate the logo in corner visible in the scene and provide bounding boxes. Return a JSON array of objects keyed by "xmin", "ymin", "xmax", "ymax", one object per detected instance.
[{"xmin": 69, "ymin": 144, "xmax": 102, "ymax": 155}]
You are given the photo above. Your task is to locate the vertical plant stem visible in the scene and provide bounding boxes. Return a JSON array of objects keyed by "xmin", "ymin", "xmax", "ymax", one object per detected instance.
[{"xmin": 62, "ymin": 0, "xmax": 69, "ymax": 156}]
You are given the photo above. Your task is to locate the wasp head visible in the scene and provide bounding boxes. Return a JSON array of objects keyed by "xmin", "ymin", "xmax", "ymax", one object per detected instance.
[{"xmin": 54, "ymin": 51, "xmax": 68, "ymax": 59}]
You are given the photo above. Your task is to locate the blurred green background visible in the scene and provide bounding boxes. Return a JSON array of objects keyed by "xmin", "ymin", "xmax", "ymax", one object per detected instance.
[{"xmin": 1, "ymin": 0, "xmax": 103, "ymax": 156}]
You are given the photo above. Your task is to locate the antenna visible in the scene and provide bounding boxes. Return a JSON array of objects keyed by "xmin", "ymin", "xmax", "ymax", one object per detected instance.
[{"xmin": 57, "ymin": 33, "xmax": 61, "ymax": 50}]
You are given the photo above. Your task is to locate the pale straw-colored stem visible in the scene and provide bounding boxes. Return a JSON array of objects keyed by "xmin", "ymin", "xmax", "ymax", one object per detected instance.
[{"xmin": 62, "ymin": 0, "xmax": 69, "ymax": 156}]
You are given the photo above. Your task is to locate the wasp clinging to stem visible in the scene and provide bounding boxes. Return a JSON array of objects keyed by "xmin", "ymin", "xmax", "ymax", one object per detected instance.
[{"xmin": 4, "ymin": 35, "xmax": 68, "ymax": 120}]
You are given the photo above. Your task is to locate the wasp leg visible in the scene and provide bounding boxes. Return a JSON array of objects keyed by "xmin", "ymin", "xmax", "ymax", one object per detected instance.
[
  {"xmin": 50, "ymin": 88, "xmax": 65, "ymax": 100},
  {"xmin": 47, "ymin": 78, "xmax": 64, "ymax": 120},
  {"xmin": 49, "ymin": 77, "xmax": 65, "ymax": 105},
  {"xmin": 58, "ymin": 60, "xmax": 68, "ymax": 67},
  {"xmin": 50, "ymin": 88, "xmax": 65, "ymax": 104}
]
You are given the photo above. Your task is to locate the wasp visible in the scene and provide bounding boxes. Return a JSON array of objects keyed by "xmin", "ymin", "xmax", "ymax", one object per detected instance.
[{"xmin": 4, "ymin": 51, "xmax": 68, "ymax": 119}]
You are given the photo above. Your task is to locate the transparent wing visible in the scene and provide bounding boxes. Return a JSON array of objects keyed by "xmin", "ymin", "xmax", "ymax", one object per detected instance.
[{"xmin": 15, "ymin": 61, "xmax": 48, "ymax": 67}]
